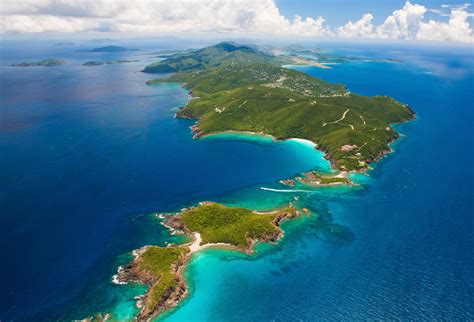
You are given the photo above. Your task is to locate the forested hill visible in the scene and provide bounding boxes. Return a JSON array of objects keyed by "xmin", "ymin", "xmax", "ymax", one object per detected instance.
[{"xmin": 145, "ymin": 42, "xmax": 415, "ymax": 171}]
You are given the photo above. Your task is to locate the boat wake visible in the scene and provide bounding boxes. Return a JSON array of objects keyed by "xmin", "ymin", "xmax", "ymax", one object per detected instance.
[{"xmin": 260, "ymin": 187, "xmax": 313, "ymax": 193}]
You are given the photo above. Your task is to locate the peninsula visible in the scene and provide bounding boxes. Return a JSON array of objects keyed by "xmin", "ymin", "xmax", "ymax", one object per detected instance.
[
  {"xmin": 145, "ymin": 42, "xmax": 415, "ymax": 172},
  {"xmin": 113, "ymin": 202, "xmax": 299, "ymax": 321}
]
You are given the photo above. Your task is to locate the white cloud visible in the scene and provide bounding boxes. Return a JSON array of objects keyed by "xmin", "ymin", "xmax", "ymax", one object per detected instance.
[
  {"xmin": 0, "ymin": 0, "xmax": 331, "ymax": 36},
  {"xmin": 0, "ymin": 0, "xmax": 473, "ymax": 43},
  {"xmin": 337, "ymin": 1, "xmax": 473, "ymax": 43},
  {"xmin": 338, "ymin": 13, "xmax": 374, "ymax": 38},
  {"xmin": 0, "ymin": 15, "xmax": 100, "ymax": 33},
  {"xmin": 417, "ymin": 8, "xmax": 474, "ymax": 43},
  {"xmin": 376, "ymin": 1, "xmax": 427, "ymax": 39}
]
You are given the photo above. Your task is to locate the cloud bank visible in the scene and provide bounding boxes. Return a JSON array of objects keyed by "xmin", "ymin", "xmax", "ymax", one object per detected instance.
[
  {"xmin": 338, "ymin": 1, "xmax": 474, "ymax": 43},
  {"xmin": 0, "ymin": 0, "xmax": 473, "ymax": 43}
]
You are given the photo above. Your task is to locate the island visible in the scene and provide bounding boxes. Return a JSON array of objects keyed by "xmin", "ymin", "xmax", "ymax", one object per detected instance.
[
  {"xmin": 83, "ymin": 60, "xmax": 139, "ymax": 66},
  {"xmin": 145, "ymin": 42, "xmax": 415, "ymax": 172},
  {"xmin": 11, "ymin": 59, "xmax": 66, "ymax": 67},
  {"xmin": 113, "ymin": 202, "xmax": 299, "ymax": 321},
  {"xmin": 280, "ymin": 170, "xmax": 352, "ymax": 187},
  {"xmin": 89, "ymin": 45, "xmax": 139, "ymax": 52}
]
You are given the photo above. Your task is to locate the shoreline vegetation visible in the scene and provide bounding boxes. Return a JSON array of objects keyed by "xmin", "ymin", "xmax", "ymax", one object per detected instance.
[
  {"xmin": 87, "ymin": 42, "xmax": 415, "ymax": 321},
  {"xmin": 106, "ymin": 202, "xmax": 300, "ymax": 322}
]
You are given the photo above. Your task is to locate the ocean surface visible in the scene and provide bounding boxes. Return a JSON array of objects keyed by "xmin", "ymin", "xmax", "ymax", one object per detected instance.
[{"xmin": 0, "ymin": 40, "xmax": 473, "ymax": 320}]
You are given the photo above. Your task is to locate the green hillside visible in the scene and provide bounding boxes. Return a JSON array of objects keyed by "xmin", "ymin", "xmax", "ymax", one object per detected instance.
[
  {"xmin": 145, "ymin": 43, "xmax": 415, "ymax": 171},
  {"xmin": 143, "ymin": 42, "xmax": 275, "ymax": 73},
  {"xmin": 180, "ymin": 203, "xmax": 284, "ymax": 248}
]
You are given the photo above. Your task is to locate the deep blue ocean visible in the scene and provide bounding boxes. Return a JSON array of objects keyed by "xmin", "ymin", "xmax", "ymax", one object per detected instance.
[{"xmin": 0, "ymin": 40, "xmax": 473, "ymax": 320}]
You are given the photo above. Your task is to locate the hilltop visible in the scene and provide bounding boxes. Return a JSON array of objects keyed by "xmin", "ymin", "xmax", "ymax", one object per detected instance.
[
  {"xmin": 145, "ymin": 42, "xmax": 415, "ymax": 171},
  {"xmin": 142, "ymin": 41, "xmax": 275, "ymax": 73}
]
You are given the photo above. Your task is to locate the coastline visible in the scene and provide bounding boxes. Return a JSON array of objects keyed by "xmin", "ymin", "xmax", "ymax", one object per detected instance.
[
  {"xmin": 111, "ymin": 203, "xmax": 301, "ymax": 321},
  {"xmin": 196, "ymin": 126, "xmax": 407, "ymax": 178},
  {"xmin": 175, "ymin": 100, "xmax": 415, "ymax": 175}
]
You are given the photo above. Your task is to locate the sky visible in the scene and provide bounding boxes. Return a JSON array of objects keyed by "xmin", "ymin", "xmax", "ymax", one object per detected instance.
[
  {"xmin": 0, "ymin": 0, "xmax": 473, "ymax": 43},
  {"xmin": 276, "ymin": 0, "xmax": 472, "ymax": 25}
]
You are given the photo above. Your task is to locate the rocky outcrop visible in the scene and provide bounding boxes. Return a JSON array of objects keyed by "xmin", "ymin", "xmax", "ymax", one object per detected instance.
[{"xmin": 115, "ymin": 247, "xmax": 189, "ymax": 322}]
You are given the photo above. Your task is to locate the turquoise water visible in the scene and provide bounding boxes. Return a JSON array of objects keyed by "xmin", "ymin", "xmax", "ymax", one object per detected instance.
[{"xmin": 1, "ymin": 41, "xmax": 473, "ymax": 320}]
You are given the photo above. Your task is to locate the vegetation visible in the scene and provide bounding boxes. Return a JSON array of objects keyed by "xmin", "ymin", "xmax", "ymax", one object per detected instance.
[
  {"xmin": 180, "ymin": 203, "xmax": 288, "ymax": 248},
  {"xmin": 11, "ymin": 59, "xmax": 65, "ymax": 67},
  {"xmin": 297, "ymin": 171, "xmax": 350, "ymax": 185},
  {"xmin": 138, "ymin": 246, "xmax": 188, "ymax": 314},
  {"xmin": 317, "ymin": 176, "xmax": 349, "ymax": 184},
  {"xmin": 83, "ymin": 60, "xmax": 139, "ymax": 66},
  {"xmin": 143, "ymin": 42, "xmax": 275, "ymax": 73},
  {"xmin": 145, "ymin": 42, "xmax": 415, "ymax": 171}
]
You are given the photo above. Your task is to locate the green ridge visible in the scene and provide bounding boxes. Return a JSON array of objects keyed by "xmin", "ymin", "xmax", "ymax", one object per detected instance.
[{"xmin": 138, "ymin": 246, "xmax": 188, "ymax": 313}]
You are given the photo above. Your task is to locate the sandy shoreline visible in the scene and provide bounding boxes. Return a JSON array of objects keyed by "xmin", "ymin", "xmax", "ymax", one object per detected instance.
[
  {"xmin": 203, "ymin": 130, "xmax": 318, "ymax": 149},
  {"xmin": 187, "ymin": 232, "xmax": 231, "ymax": 253}
]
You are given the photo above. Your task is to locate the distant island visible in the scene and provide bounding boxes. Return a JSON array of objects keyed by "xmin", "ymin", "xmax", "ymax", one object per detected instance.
[
  {"xmin": 263, "ymin": 44, "xmax": 404, "ymax": 64},
  {"xmin": 145, "ymin": 42, "xmax": 415, "ymax": 172},
  {"xmin": 11, "ymin": 59, "xmax": 66, "ymax": 67},
  {"xmin": 83, "ymin": 60, "xmax": 139, "ymax": 66},
  {"xmin": 89, "ymin": 45, "xmax": 139, "ymax": 52}
]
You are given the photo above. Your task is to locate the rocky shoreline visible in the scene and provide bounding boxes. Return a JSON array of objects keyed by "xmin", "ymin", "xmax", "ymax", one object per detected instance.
[{"xmin": 114, "ymin": 245, "xmax": 189, "ymax": 321}]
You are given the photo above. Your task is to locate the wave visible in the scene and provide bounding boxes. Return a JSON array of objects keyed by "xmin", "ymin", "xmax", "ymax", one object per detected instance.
[{"xmin": 260, "ymin": 187, "xmax": 314, "ymax": 193}]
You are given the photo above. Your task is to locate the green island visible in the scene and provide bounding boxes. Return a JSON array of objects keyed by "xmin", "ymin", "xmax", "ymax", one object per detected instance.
[
  {"xmin": 83, "ymin": 60, "xmax": 139, "ymax": 66},
  {"xmin": 110, "ymin": 202, "xmax": 299, "ymax": 321},
  {"xmin": 11, "ymin": 59, "xmax": 66, "ymax": 67},
  {"xmin": 145, "ymin": 42, "xmax": 415, "ymax": 171},
  {"xmin": 280, "ymin": 170, "xmax": 351, "ymax": 187}
]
